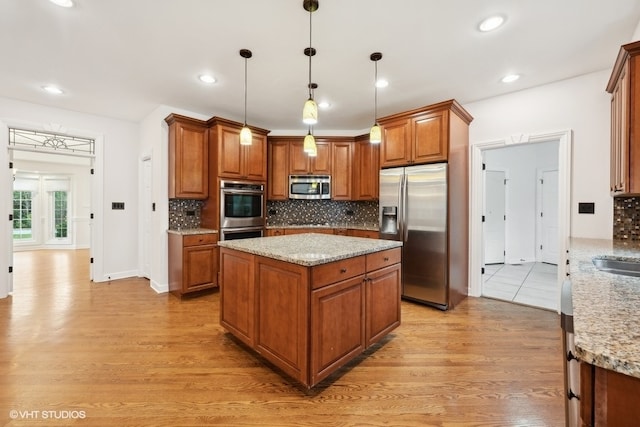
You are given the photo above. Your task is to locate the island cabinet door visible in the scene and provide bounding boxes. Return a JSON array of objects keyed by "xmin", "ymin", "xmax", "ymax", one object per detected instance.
[
  {"xmin": 310, "ymin": 276, "xmax": 365, "ymax": 387},
  {"xmin": 219, "ymin": 249, "xmax": 256, "ymax": 347},
  {"xmin": 254, "ymin": 257, "xmax": 310, "ymax": 386},
  {"xmin": 365, "ymin": 263, "xmax": 401, "ymax": 347}
]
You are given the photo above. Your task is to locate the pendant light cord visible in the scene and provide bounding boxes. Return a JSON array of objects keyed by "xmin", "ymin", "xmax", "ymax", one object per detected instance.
[
  {"xmin": 374, "ymin": 60, "xmax": 378, "ymax": 123},
  {"xmin": 244, "ymin": 56, "xmax": 248, "ymax": 126},
  {"xmin": 308, "ymin": 9, "xmax": 312, "ymax": 98}
]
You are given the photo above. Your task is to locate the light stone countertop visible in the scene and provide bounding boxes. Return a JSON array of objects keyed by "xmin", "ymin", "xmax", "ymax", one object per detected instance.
[
  {"xmin": 217, "ymin": 233, "xmax": 402, "ymax": 267},
  {"xmin": 167, "ymin": 228, "xmax": 218, "ymax": 235},
  {"xmin": 569, "ymin": 237, "xmax": 640, "ymax": 378}
]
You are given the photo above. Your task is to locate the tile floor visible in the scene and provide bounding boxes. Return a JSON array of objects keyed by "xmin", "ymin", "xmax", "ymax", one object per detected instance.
[{"xmin": 482, "ymin": 262, "xmax": 558, "ymax": 311}]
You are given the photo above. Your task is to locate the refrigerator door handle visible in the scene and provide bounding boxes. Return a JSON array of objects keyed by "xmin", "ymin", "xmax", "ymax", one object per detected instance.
[{"xmin": 402, "ymin": 173, "xmax": 409, "ymax": 242}]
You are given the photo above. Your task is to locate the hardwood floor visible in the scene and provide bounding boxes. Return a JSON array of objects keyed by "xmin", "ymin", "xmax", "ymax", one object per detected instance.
[{"xmin": 1, "ymin": 249, "xmax": 564, "ymax": 426}]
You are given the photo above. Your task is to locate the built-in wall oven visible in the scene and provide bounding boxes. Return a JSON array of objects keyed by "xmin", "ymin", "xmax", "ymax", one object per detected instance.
[{"xmin": 219, "ymin": 180, "xmax": 264, "ymax": 241}]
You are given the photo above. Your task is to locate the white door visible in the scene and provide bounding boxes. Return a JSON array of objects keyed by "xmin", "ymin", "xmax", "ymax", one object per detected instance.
[
  {"xmin": 484, "ymin": 170, "xmax": 506, "ymax": 264},
  {"xmin": 540, "ymin": 170, "xmax": 559, "ymax": 265},
  {"xmin": 141, "ymin": 157, "xmax": 152, "ymax": 279}
]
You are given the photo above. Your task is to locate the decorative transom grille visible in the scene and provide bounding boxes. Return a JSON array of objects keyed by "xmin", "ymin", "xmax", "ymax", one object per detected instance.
[{"xmin": 9, "ymin": 128, "xmax": 95, "ymax": 155}]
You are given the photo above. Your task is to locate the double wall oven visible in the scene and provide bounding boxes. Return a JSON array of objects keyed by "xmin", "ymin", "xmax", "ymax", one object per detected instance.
[{"xmin": 219, "ymin": 180, "xmax": 264, "ymax": 241}]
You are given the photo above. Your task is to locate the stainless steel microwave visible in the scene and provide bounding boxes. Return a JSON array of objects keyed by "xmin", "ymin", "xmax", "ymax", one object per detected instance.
[{"xmin": 289, "ymin": 175, "xmax": 331, "ymax": 200}]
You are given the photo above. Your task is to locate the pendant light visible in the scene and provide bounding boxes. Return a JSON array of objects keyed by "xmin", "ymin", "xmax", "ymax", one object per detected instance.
[
  {"xmin": 304, "ymin": 127, "xmax": 317, "ymax": 157},
  {"xmin": 302, "ymin": 0, "xmax": 318, "ymax": 125},
  {"xmin": 369, "ymin": 52, "xmax": 382, "ymax": 144},
  {"xmin": 239, "ymin": 49, "xmax": 253, "ymax": 146}
]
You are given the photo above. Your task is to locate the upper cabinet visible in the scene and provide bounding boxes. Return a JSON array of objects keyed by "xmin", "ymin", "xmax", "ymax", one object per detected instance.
[
  {"xmin": 607, "ymin": 41, "xmax": 640, "ymax": 195},
  {"xmin": 331, "ymin": 139, "xmax": 354, "ymax": 201},
  {"xmin": 165, "ymin": 114, "xmax": 209, "ymax": 199},
  {"xmin": 267, "ymin": 139, "xmax": 290, "ymax": 200},
  {"xmin": 289, "ymin": 140, "xmax": 331, "ymax": 175},
  {"xmin": 378, "ymin": 100, "xmax": 473, "ymax": 169},
  {"xmin": 208, "ymin": 117, "xmax": 269, "ymax": 182},
  {"xmin": 353, "ymin": 134, "xmax": 379, "ymax": 201}
]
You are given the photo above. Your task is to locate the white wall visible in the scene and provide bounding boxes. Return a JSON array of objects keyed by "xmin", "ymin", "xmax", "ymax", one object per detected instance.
[
  {"xmin": 484, "ymin": 141, "xmax": 558, "ymax": 262},
  {"xmin": 0, "ymin": 96, "xmax": 140, "ymax": 297},
  {"xmin": 464, "ymin": 70, "xmax": 612, "ymax": 239}
]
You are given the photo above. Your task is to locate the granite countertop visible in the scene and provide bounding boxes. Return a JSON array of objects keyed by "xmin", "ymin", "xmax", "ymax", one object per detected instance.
[
  {"xmin": 569, "ymin": 237, "xmax": 640, "ymax": 378},
  {"xmin": 218, "ymin": 233, "xmax": 401, "ymax": 267},
  {"xmin": 167, "ymin": 228, "xmax": 218, "ymax": 235},
  {"xmin": 266, "ymin": 223, "xmax": 379, "ymax": 231}
]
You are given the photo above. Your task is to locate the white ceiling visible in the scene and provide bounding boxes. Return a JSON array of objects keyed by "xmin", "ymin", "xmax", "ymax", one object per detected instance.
[{"xmin": 1, "ymin": 0, "xmax": 639, "ymax": 134}]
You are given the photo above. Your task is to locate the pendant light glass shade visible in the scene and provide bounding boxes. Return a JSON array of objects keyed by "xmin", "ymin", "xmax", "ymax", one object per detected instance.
[
  {"xmin": 369, "ymin": 124, "xmax": 381, "ymax": 144},
  {"xmin": 370, "ymin": 52, "xmax": 383, "ymax": 144},
  {"xmin": 239, "ymin": 49, "xmax": 253, "ymax": 146},
  {"xmin": 303, "ymin": 130, "xmax": 317, "ymax": 156},
  {"xmin": 240, "ymin": 126, "xmax": 252, "ymax": 145},
  {"xmin": 303, "ymin": 98, "xmax": 318, "ymax": 125}
]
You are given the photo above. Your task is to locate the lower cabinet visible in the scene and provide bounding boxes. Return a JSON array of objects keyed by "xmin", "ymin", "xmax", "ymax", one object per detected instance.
[
  {"xmin": 348, "ymin": 229, "xmax": 379, "ymax": 239},
  {"xmin": 219, "ymin": 247, "xmax": 401, "ymax": 388},
  {"xmin": 168, "ymin": 232, "xmax": 218, "ymax": 296},
  {"xmin": 580, "ymin": 362, "xmax": 640, "ymax": 426}
]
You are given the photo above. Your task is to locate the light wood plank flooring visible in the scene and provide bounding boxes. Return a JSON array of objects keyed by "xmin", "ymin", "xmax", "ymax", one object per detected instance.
[{"xmin": 1, "ymin": 249, "xmax": 564, "ymax": 426}]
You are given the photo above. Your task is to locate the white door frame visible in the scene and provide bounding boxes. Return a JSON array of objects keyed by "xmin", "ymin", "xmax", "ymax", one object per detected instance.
[{"xmin": 470, "ymin": 130, "xmax": 572, "ymax": 313}]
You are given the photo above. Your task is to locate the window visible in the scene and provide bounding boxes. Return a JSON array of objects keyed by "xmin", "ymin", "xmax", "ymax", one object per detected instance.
[
  {"xmin": 53, "ymin": 191, "xmax": 68, "ymax": 239},
  {"xmin": 13, "ymin": 190, "xmax": 33, "ymax": 240}
]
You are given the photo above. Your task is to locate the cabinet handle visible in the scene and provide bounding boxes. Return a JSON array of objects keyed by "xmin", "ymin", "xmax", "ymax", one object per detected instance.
[
  {"xmin": 384, "ymin": 257, "xmax": 389, "ymax": 261},
  {"xmin": 567, "ymin": 389, "xmax": 580, "ymax": 401},
  {"xmin": 340, "ymin": 268, "xmax": 347, "ymax": 273},
  {"xmin": 566, "ymin": 350, "xmax": 578, "ymax": 362}
]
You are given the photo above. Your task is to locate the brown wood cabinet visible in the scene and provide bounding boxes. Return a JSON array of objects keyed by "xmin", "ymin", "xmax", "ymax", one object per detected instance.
[
  {"xmin": 348, "ymin": 229, "xmax": 379, "ymax": 239},
  {"xmin": 290, "ymin": 140, "xmax": 331, "ymax": 175},
  {"xmin": 283, "ymin": 228, "xmax": 334, "ymax": 235},
  {"xmin": 208, "ymin": 117, "xmax": 269, "ymax": 182},
  {"xmin": 168, "ymin": 232, "xmax": 218, "ymax": 296},
  {"xmin": 267, "ymin": 139, "xmax": 290, "ymax": 200},
  {"xmin": 378, "ymin": 100, "xmax": 473, "ymax": 168},
  {"xmin": 580, "ymin": 362, "xmax": 640, "ymax": 426},
  {"xmin": 607, "ymin": 40, "xmax": 640, "ymax": 195},
  {"xmin": 353, "ymin": 134, "xmax": 380, "ymax": 201},
  {"xmin": 219, "ymin": 246, "xmax": 401, "ymax": 388},
  {"xmin": 331, "ymin": 140, "xmax": 353, "ymax": 200},
  {"xmin": 165, "ymin": 114, "xmax": 209, "ymax": 199}
]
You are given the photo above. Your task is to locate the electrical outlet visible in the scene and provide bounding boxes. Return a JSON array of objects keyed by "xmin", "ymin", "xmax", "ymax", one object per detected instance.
[{"xmin": 186, "ymin": 210, "xmax": 195, "ymax": 216}]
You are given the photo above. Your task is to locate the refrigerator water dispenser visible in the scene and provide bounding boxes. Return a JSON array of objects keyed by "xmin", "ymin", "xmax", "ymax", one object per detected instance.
[{"xmin": 380, "ymin": 206, "xmax": 398, "ymax": 234}]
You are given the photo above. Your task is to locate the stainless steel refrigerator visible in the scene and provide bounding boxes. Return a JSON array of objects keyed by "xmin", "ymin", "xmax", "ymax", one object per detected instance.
[{"xmin": 379, "ymin": 164, "xmax": 449, "ymax": 309}]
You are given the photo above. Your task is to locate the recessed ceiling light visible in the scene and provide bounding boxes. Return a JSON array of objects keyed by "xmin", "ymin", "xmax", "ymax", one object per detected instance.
[
  {"xmin": 478, "ymin": 15, "xmax": 505, "ymax": 32},
  {"xmin": 199, "ymin": 74, "xmax": 216, "ymax": 84},
  {"xmin": 501, "ymin": 74, "xmax": 520, "ymax": 83},
  {"xmin": 49, "ymin": 0, "xmax": 74, "ymax": 8},
  {"xmin": 42, "ymin": 85, "xmax": 64, "ymax": 95},
  {"xmin": 375, "ymin": 79, "xmax": 389, "ymax": 88}
]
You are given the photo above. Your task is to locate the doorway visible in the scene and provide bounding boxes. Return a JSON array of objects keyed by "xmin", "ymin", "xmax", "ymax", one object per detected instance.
[
  {"xmin": 470, "ymin": 130, "xmax": 572, "ymax": 313},
  {"xmin": 5, "ymin": 126, "xmax": 97, "ymax": 294}
]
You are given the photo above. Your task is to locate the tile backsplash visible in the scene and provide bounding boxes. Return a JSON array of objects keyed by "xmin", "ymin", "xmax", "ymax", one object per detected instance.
[
  {"xmin": 613, "ymin": 196, "xmax": 640, "ymax": 240},
  {"xmin": 169, "ymin": 199, "xmax": 204, "ymax": 230},
  {"xmin": 267, "ymin": 200, "xmax": 379, "ymax": 227}
]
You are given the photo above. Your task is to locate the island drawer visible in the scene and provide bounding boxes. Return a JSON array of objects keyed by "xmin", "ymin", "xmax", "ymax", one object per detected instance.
[
  {"xmin": 366, "ymin": 248, "xmax": 401, "ymax": 271},
  {"xmin": 183, "ymin": 233, "xmax": 217, "ymax": 246},
  {"xmin": 311, "ymin": 256, "xmax": 366, "ymax": 289}
]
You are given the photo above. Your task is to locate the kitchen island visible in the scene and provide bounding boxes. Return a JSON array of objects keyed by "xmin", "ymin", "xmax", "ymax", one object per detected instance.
[
  {"xmin": 217, "ymin": 233, "xmax": 403, "ymax": 388},
  {"xmin": 568, "ymin": 238, "xmax": 640, "ymax": 424}
]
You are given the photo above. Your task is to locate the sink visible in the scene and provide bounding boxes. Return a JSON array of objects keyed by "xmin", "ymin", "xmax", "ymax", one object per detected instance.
[{"xmin": 592, "ymin": 256, "xmax": 640, "ymax": 277}]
